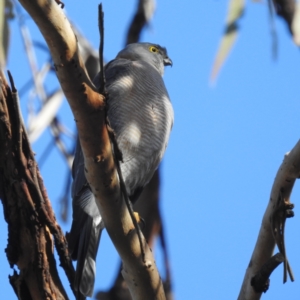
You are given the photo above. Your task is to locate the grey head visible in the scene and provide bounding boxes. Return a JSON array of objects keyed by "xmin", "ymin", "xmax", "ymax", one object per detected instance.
[{"xmin": 116, "ymin": 42, "xmax": 172, "ymax": 76}]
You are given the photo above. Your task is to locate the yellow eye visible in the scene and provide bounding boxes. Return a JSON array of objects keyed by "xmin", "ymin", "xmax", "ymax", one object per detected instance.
[{"xmin": 149, "ymin": 46, "xmax": 158, "ymax": 53}]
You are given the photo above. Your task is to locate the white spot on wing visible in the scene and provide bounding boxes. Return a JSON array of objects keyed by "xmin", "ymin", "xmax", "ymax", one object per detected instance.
[
  {"xmin": 124, "ymin": 122, "xmax": 142, "ymax": 146},
  {"xmin": 115, "ymin": 75, "xmax": 134, "ymax": 90}
]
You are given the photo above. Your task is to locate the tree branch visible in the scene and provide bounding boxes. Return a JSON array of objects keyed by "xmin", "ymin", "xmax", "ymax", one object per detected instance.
[
  {"xmin": 271, "ymin": 0, "xmax": 295, "ymax": 34},
  {"xmin": 0, "ymin": 70, "xmax": 72, "ymax": 300},
  {"xmin": 238, "ymin": 140, "xmax": 300, "ymax": 300},
  {"xmin": 17, "ymin": 0, "xmax": 166, "ymax": 299},
  {"xmin": 125, "ymin": 0, "xmax": 155, "ymax": 45}
]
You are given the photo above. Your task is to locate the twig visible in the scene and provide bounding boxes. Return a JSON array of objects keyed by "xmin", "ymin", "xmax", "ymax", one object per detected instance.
[
  {"xmin": 7, "ymin": 71, "xmax": 23, "ymax": 161},
  {"xmin": 251, "ymin": 253, "xmax": 285, "ymax": 293},
  {"xmin": 15, "ymin": 4, "xmax": 73, "ymax": 168},
  {"xmin": 98, "ymin": 2, "xmax": 146, "ymax": 262},
  {"xmin": 54, "ymin": 0, "xmax": 65, "ymax": 9},
  {"xmin": 125, "ymin": 0, "xmax": 155, "ymax": 45},
  {"xmin": 267, "ymin": 0, "xmax": 278, "ymax": 60},
  {"xmin": 98, "ymin": 3, "xmax": 105, "ymax": 94}
]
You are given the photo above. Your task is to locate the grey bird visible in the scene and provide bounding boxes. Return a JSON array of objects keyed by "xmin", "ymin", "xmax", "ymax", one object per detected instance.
[{"xmin": 67, "ymin": 42, "xmax": 174, "ymax": 300}]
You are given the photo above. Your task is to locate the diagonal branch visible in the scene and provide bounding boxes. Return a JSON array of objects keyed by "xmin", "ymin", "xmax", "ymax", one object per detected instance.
[
  {"xmin": 238, "ymin": 139, "xmax": 300, "ymax": 300},
  {"xmin": 17, "ymin": 0, "xmax": 166, "ymax": 299},
  {"xmin": 0, "ymin": 70, "xmax": 73, "ymax": 300}
]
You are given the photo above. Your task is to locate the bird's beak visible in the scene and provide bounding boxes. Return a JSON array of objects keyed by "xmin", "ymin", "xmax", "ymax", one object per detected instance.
[{"xmin": 163, "ymin": 57, "xmax": 173, "ymax": 67}]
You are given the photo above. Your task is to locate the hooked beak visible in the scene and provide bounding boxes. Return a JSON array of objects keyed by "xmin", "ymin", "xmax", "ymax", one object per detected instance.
[{"xmin": 163, "ymin": 57, "xmax": 173, "ymax": 67}]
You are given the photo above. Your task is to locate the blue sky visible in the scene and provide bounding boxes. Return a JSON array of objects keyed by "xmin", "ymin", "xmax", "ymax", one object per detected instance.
[{"xmin": 2, "ymin": 1, "xmax": 300, "ymax": 299}]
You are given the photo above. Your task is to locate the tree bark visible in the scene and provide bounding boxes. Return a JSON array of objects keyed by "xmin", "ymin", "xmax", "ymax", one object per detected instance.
[{"xmin": 0, "ymin": 71, "xmax": 74, "ymax": 300}]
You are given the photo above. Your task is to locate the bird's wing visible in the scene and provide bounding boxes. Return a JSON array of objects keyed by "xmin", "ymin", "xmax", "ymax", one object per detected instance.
[{"xmin": 101, "ymin": 58, "xmax": 174, "ymax": 196}]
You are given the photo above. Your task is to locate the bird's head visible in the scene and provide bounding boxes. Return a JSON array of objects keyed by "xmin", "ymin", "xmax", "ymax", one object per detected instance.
[{"xmin": 116, "ymin": 42, "xmax": 172, "ymax": 76}]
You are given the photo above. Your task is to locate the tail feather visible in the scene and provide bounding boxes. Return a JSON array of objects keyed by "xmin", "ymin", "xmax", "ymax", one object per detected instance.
[
  {"xmin": 70, "ymin": 139, "xmax": 105, "ymax": 299},
  {"xmin": 68, "ymin": 188, "xmax": 104, "ymax": 299},
  {"xmin": 74, "ymin": 217, "xmax": 103, "ymax": 298}
]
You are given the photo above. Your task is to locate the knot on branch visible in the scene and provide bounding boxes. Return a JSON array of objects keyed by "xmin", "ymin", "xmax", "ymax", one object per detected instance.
[{"xmin": 251, "ymin": 253, "xmax": 285, "ymax": 293}]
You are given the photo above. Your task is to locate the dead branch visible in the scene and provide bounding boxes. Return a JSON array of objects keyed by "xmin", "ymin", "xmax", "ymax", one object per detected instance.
[
  {"xmin": 17, "ymin": 0, "xmax": 165, "ymax": 299},
  {"xmin": 0, "ymin": 70, "xmax": 73, "ymax": 299},
  {"xmin": 238, "ymin": 139, "xmax": 300, "ymax": 300}
]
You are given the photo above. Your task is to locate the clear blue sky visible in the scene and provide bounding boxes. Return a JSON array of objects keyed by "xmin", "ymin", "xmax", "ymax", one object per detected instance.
[{"xmin": 2, "ymin": 1, "xmax": 300, "ymax": 299}]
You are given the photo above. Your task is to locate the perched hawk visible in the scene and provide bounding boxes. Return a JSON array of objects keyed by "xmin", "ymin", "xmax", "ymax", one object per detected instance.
[{"xmin": 68, "ymin": 42, "xmax": 174, "ymax": 299}]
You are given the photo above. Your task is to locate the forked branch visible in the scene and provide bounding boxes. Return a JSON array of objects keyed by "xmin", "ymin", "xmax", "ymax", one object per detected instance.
[{"xmin": 238, "ymin": 140, "xmax": 300, "ymax": 300}]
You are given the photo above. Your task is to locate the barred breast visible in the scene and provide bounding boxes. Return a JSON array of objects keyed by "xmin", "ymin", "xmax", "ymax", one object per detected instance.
[{"xmin": 105, "ymin": 59, "xmax": 174, "ymax": 196}]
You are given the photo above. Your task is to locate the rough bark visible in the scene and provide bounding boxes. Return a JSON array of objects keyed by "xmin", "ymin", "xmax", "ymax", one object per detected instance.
[{"xmin": 0, "ymin": 71, "xmax": 74, "ymax": 300}]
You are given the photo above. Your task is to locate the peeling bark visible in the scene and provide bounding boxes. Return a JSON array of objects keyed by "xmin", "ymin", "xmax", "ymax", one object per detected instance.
[{"xmin": 0, "ymin": 71, "xmax": 74, "ymax": 299}]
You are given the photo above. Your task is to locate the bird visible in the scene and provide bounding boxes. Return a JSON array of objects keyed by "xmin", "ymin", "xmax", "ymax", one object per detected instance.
[{"xmin": 67, "ymin": 42, "xmax": 174, "ymax": 300}]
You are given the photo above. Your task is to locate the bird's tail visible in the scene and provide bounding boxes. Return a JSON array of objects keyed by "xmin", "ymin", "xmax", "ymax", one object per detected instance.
[
  {"xmin": 77, "ymin": 219, "xmax": 103, "ymax": 299},
  {"xmin": 67, "ymin": 198, "xmax": 104, "ymax": 299}
]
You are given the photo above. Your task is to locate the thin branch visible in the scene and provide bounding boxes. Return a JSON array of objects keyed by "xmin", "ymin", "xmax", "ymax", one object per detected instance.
[
  {"xmin": 251, "ymin": 253, "xmax": 285, "ymax": 294},
  {"xmin": 15, "ymin": 4, "xmax": 73, "ymax": 166},
  {"xmin": 267, "ymin": 0, "xmax": 278, "ymax": 59},
  {"xmin": 98, "ymin": 3, "xmax": 105, "ymax": 94},
  {"xmin": 109, "ymin": 124, "xmax": 146, "ymax": 263},
  {"xmin": 7, "ymin": 70, "xmax": 23, "ymax": 161},
  {"xmin": 125, "ymin": 0, "xmax": 155, "ymax": 45}
]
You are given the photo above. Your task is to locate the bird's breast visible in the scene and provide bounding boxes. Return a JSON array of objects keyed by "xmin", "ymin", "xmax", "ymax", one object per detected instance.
[{"xmin": 106, "ymin": 62, "xmax": 174, "ymax": 195}]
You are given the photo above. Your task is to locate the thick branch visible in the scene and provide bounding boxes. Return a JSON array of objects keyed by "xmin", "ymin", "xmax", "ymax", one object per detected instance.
[
  {"xmin": 0, "ymin": 71, "xmax": 71, "ymax": 300},
  {"xmin": 17, "ymin": 0, "xmax": 165, "ymax": 299},
  {"xmin": 238, "ymin": 140, "xmax": 300, "ymax": 300}
]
